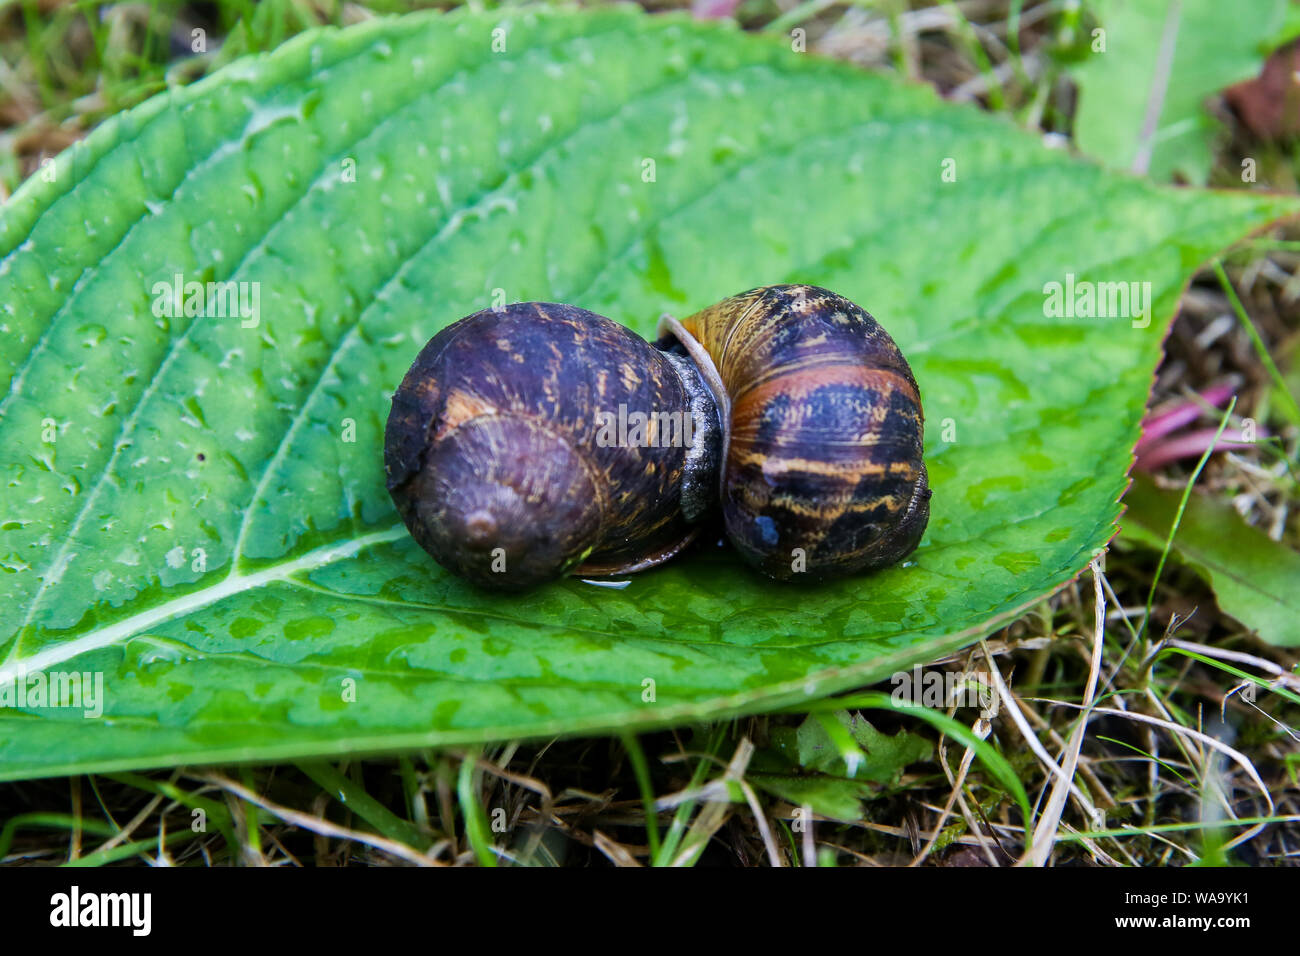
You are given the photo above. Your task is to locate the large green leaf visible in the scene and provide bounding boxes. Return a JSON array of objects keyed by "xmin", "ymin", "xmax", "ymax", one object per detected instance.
[{"xmin": 0, "ymin": 6, "xmax": 1293, "ymax": 781}]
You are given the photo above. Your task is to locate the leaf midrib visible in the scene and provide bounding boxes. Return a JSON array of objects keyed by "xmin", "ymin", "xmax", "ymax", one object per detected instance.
[{"xmin": 0, "ymin": 525, "xmax": 407, "ymax": 683}]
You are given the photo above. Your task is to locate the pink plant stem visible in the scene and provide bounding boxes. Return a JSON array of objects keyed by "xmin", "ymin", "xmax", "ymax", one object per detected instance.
[
  {"xmin": 1135, "ymin": 383, "xmax": 1237, "ymax": 453},
  {"xmin": 1134, "ymin": 428, "xmax": 1260, "ymax": 471},
  {"xmin": 692, "ymin": 0, "xmax": 744, "ymax": 19}
]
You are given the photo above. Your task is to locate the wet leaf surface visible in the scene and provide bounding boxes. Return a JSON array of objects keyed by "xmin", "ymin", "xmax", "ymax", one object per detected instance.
[{"xmin": 0, "ymin": 7, "xmax": 1294, "ymax": 779}]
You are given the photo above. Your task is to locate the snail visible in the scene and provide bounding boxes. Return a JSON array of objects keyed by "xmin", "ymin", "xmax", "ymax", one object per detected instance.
[
  {"xmin": 383, "ymin": 301, "xmax": 722, "ymax": 591},
  {"xmin": 384, "ymin": 285, "xmax": 929, "ymax": 590},
  {"xmin": 656, "ymin": 285, "xmax": 930, "ymax": 581}
]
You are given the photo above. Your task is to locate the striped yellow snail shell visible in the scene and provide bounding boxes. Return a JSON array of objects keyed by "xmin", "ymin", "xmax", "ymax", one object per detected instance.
[{"xmin": 657, "ymin": 284, "xmax": 931, "ymax": 582}]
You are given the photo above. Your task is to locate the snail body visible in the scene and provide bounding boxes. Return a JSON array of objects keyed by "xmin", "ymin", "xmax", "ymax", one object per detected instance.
[
  {"xmin": 384, "ymin": 302, "xmax": 720, "ymax": 590},
  {"xmin": 659, "ymin": 285, "xmax": 930, "ymax": 581},
  {"xmin": 385, "ymin": 285, "xmax": 928, "ymax": 590}
]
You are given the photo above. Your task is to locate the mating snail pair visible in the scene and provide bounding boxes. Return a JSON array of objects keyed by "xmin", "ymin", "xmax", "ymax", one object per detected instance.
[{"xmin": 384, "ymin": 284, "xmax": 931, "ymax": 591}]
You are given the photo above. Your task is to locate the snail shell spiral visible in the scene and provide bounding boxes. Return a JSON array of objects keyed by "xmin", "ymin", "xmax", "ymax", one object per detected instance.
[
  {"xmin": 659, "ymin": 284, "xmax": 930, "ymax": 582},
  {"xmin": 384, "ymin": 302, "xmax": 721, "ymax": 590}
]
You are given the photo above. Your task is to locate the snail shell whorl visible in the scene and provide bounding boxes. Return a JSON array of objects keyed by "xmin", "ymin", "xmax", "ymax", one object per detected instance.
[
  {"xmin": 385, "ymin": 303, "xmax": 719, "ymax": 590},
  {"xmin": 675, "ymin": 284, "xmax": 930, "ymax": 581}
]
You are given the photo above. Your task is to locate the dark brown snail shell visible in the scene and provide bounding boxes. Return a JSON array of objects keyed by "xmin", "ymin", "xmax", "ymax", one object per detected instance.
[
  {"xmin": 384, "ymin": 302, "xmax": 721, "ymax": 590},
  {"xmin": 659, "ymin": 284, "xmax": 930, "ymax": 582}
]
